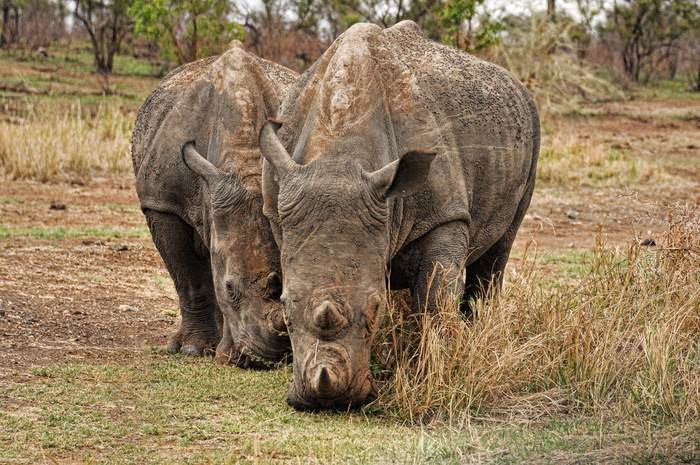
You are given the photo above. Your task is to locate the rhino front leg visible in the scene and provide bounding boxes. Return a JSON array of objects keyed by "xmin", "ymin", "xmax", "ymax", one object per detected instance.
[
  {"xmin": 394, "ymin": 221, "xmax": 470, "ymax": 314},
  {"xmin": 144, "ymin": 210, "xmax": 222, "ymax": 356}
]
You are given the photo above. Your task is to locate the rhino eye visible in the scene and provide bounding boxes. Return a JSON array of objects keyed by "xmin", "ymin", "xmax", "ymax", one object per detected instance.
[{"xmin": 225, "ymin": 280, "xmax": 241, "ymax": 302}]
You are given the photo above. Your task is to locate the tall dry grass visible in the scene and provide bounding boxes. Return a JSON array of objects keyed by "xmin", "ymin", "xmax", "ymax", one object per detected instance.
[
  {"xmin": 0, "ymin": 100, "xmax": 134, "ymax": 180},
  {"xmin": 374, "ymin": 204, "xmax": 700, "ymax": 425},
  {"xmin": 538, "ymin": 133, "xmax": 660, "ymax": 187}
]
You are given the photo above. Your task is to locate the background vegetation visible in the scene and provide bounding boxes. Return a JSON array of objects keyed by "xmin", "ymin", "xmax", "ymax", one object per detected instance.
[{"xmin": 0, "ymin": 0, "xmax": 699, "ymax": 463}]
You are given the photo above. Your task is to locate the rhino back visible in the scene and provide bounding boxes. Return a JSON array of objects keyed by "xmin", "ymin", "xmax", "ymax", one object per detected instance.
[
  {"xmin": 275, "ymin": 22, "xmax": 538, "ymax": 258},
  {"xmin": 133, "ymin": 45, "xmax": 298, "ymax": 234},
  {"xmin": 382, "ymin": 21, "xmax": 539, "ymax": 254}
]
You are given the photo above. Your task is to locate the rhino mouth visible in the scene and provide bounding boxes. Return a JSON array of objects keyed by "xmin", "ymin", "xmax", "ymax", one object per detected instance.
[
  {"xmin": 286, "ymin": 370, "xmax": 377, "ymax": 411},
  {"xmin": 217, "ymin": 341, "xmax": 292, "ymax": 369}
]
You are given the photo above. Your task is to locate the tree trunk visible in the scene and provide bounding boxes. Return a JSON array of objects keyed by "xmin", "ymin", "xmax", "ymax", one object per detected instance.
[
  {"xmin": 0, "ymin": 6, "xmax": 9, "ymax": 47},
  {"xmin": 189, "ymin": 14, "xmax": 198, "ymax": 63},
  {"xmin": 547, "ymin": 0, "xmax": 556, "ymax": 22},
  {"xmin": 11, "ymin": 4, "xmax": 18, "ymax": 44}
]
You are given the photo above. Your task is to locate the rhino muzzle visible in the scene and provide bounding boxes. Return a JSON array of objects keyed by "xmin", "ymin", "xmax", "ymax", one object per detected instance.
[{"xmin": 287, "ymin": 367, "xmax": 377, "ymax": 410}]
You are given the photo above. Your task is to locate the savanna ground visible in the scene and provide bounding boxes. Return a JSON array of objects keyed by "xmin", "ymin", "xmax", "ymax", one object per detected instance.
[{"xmin": 1, "ymin": 46, "xmax": 699, "ymax": 464}]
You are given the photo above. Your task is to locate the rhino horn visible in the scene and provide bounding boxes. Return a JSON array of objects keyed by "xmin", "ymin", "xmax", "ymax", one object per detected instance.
[
  {"xmin": 182, "ymin": 142, "xmax": 222, "ymax": 185},
  {"xmin": 368, "ymin": 149, "xmax": 437, "ymax": 199},
  {"xmin": 313, "ymin": 300, "xmax": 347, "ymax": 330},
  {"xmin": 259, "ymin": 119, "xmax": 299, "ymax": 174},
  {"xmin": 312, "ymin": 365, "xmax": 338, "ymax": 397}
]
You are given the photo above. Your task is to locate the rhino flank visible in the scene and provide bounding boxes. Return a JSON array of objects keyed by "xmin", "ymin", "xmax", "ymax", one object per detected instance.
[
  {"xmin": 259, "ymin": 21, "xmax": 540, "ymax": 409},
  {"xmin": 132, "ymin": 42, "xmax": 298, "ymax": 367}
]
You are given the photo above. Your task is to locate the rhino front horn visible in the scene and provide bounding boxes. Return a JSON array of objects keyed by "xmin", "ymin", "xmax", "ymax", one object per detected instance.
[
  {"xmin": 313, "ymin": 301, "xmax": 347, "ymax": 330},
  {"xmin": 312, "ymin": 365, "xmax": 339, "ymax": 398}
]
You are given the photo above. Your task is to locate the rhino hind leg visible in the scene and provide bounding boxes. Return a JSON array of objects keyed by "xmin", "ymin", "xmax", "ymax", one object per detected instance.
[
  {"xmin": 144, "ymin": 210, "xmax": 222, "ymax": 356},
  {"xmin": 461, "ymin": 233, "xmax": 515, "ymax": 319},
  {"xmin": 462, "ymin": 192, "xmax": 532, "ymax": 318}
]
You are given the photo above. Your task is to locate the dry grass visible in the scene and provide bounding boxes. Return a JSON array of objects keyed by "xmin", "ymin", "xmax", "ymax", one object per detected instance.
[
  {"xmin": 537, "ymin": 133, "xmax": 660, "ymax": 187},
  {"xmin": 0, "ymin": 100, "xmax": 134, "ymax": 180},
  {"xmin": 374, "ymin": 204, "xmax": 700, "ymax": 425}
]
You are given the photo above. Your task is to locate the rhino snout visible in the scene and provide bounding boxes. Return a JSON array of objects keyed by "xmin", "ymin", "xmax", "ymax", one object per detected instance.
[{"xmin": 287, "ymin": 368, "xmax": 377, "ymax": 410}]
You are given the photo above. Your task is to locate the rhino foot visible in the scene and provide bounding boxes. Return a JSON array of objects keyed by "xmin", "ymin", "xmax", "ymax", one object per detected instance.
[{"xmin": 166, "ymin": 328, "xmax": 219, "ymax": 357}]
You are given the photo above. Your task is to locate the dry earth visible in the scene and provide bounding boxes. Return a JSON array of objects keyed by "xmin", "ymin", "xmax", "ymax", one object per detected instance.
[{"xmin": 1, "ymin": 99, "xmax": 699, "ymax": 379}]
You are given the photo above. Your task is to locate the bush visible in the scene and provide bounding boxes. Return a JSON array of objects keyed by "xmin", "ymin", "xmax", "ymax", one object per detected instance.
[{"xmin": 493, "ymin": 16, "xmax": 626, "ymax": 117}]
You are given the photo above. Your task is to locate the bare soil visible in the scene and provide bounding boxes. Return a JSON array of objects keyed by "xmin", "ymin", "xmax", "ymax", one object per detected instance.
[{"xmin": 1, "ymin": 99, "xmax": 699, "ymax": 378}]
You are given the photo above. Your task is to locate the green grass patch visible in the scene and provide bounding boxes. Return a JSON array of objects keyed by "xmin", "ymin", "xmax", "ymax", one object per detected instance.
[
  {"xmin": 0, "ymin": 225, "xmax": 150, "ymax": 239},
  {"xmin": 541, "ymin": 249, "xmax": 595, "ymax": 279},
  {"xmin": 0, "ymin": 198, "xmax": 25, "ymax": 204},
  {"xmin": 150, "ymin": 273, "xmax": 173, "ymax": 288},
  {"xmin": 635, "ymin": 78, "xmax": 700, "ymax": 102},
  {"xmin": 0, "ymin": 41, "xmax": 161, "ymax": 103},
  {"xmin": 1, "ymin": 357, "xmax": 698, "ymax": 463}
]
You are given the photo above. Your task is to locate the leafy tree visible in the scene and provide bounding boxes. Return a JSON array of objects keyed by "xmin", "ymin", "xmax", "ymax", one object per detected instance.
[
  {"xmin": 312, "ymin": 0, "xmax": 504, "ymax": 52},
  {"xmin": 604, "ymin": 0, "xmax": 699, "ymax": 82},
  {"xmin": 439, "ymin": 0, "xmax": 504, "ymax": 52},
  {"xmin": 74, "ymin": 0, "xmax": 133, "ymax": 73},
  {"xmin": 682, "ymin": 6, "xmax": 700, "ymax": 90},
  {"xmin": 130, "ymin": 0, "xmax": 244, "ymax": 65},
  {"xmin": 570, "ymin": 0, "xmax": 605, "ymax": 58}
]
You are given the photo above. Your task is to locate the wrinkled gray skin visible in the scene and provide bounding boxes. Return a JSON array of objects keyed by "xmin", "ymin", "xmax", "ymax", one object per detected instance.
[
  {"xmin": 260, "ymin": 22, "xmax": 540, "ymax": 409},
  {"xmin": 132, "ymin": 42, "xmax": 298, "ymax": 367}
]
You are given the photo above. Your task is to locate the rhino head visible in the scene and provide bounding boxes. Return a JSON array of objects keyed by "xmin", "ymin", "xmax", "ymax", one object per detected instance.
[
  {"xmin": 260, "ymin": 121, "xmax": 435, "ymax": 409},
  {"xmin": 183, "ymin": 142, "xmax": 290, "ymax": 368}
]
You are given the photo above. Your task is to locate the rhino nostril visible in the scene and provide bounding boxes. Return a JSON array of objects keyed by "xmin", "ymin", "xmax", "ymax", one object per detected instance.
[{"xmin": 265, "ymin": 272, "xmax": 282, "ymax": 300}]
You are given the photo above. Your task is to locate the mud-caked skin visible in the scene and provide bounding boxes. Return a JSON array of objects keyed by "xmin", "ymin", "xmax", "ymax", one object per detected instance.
[
  {"xmin": 132, "ymin": 42, "xmax": 298, "ymax": 367},
  {"xmin": 259, "ymin": 22, "xmax": 540, "ymax": 409}
]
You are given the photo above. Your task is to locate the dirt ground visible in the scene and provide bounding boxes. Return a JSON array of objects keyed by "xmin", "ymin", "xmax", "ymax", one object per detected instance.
[{"xmin": 1, "ymin": 99, "xmax": 699, "ymax": 378}]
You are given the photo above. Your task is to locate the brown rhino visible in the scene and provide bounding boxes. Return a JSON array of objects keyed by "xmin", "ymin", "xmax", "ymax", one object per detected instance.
[
  {"xmin": 259, "ymin": 22, "xmax": 540, "ymax": 409},
  {"xmin": 132, "ymin": 42, "xmax": 298, "ymax": 367}
]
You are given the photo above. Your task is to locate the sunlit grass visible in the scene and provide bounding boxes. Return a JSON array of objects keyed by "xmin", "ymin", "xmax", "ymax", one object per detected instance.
[
  {"xmin": 375, "ymin": 204, "xmax": 700, "ymax": 426},
  {"xmin": 537, "ymin": 133, "xmax": 660, "ymax": 187},
  {"xmin": 2, "ymin": 356, "xmax": 698, "ymax": 464},
  {"xmin": 0, "ymin": 100, "xmax": 135, "ymax": 180}
]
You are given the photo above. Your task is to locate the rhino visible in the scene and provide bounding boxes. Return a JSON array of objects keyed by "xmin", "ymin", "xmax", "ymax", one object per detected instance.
[
  {"xmin": 131, "ymin": 42, "xmax": 298, "ymax": 367},
  {"xmin": 259, "ymin": 21, "xmax": 540, "ymax": 409}
]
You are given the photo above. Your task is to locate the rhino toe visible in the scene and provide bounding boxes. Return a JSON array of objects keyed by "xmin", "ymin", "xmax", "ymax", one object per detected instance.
[
  {"xmin": 180, "ymin": 344, "xmax": 204, "ymax": 356},
  {"xmin": 166, "ymin": 338, "xmax": 181, "ymax": 353},
  {"xmin": 166, "ymin": 329, "xmax": 219, "ymax": 357}
]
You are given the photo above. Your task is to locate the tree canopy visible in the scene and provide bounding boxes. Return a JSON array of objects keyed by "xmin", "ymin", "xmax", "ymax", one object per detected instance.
[{"xmin": 130, "ymin": 0, "xmax": 244, "ymax": 65}]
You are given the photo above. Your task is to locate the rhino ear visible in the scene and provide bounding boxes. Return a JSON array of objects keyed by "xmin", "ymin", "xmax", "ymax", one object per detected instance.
[
  {"xmin": 368, "ymin": 150, "xmax": 437, "ymax": 199},
  {"xmin": 182, "ymin": 142, "xmax": 222, "ymax": 186},
  {"xmin": 259, "ymin": 119, "xmax": 298, "ymax": 175}
]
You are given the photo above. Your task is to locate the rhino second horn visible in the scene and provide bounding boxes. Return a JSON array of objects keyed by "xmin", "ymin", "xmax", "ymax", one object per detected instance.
[
  {"xmin": 313, "ymin": 301, "xmax": 347, "ymax": 330},
  {"xmin": 312, "ymin": 365, "xmax": 338, "ymax": 397}
]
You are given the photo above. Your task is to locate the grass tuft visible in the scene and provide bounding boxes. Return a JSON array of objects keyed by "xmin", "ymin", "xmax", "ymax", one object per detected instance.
[{"xmin": 374, "ymin": 204, "xmax": 700, "ymax": 425}]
